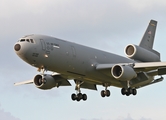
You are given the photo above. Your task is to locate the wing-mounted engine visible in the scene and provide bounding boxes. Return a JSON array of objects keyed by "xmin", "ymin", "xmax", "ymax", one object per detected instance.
[
  {"xmin": 125, "ymin": 44, "xmax": 160, "ymax": 62},
  {"xmin": 111, "ymin": 64, "xmax": 137, "ymax": 81},
  {"xmin": 34, "ymin": 74, "xmax": 71, "ymax": 90}
]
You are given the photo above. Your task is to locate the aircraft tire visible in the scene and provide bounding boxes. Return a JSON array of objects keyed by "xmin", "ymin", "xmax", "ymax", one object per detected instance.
[
  {"xmin": 126, "ymin": 92, "xmax": 130, "ymax": 96},
  {"xmin": 128, "ymin": 87, "xmax": 133, "ymax": 94},
  {"xmin": 106, "ymin": 90, "xmax": 110, "ymax": 97},
  {"xmin": 121, "ymin": 88, "xmax": 126, "ymax": 95},
  {"xmin": 132, "ymin": 89, "xmax": 137, "ymax": 95},
  {"xmin": 77, "ymin": 93, "xmax": 82, "ymax": 99},
  {"xmin": 82, "ymin": 94, "xmax": 87, "ymax": 101},
  {"xmin": 71, "ymin": 93, "xmax": 76, "ymax": 101},
  {"xmin": 101, "ymin": 90, "xmax": 105, "ymax": 97}
]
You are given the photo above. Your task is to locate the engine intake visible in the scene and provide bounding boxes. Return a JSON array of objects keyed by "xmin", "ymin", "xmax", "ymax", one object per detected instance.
[
  {"xmin": 111, "ymin": 65, "xmax": 137, "ymax": 81},
  {"xmin": 34, "ymin": 74, "xmax": 57, "ymax": 90},
  {"xmin": 125, "ymin": 44, "xmax": 160, "ymax": 62}
]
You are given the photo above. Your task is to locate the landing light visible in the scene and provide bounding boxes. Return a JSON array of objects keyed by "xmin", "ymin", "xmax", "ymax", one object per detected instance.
[
  {"xmin": 53, "ymin": 45, "xmax": 60, "ymax": 49},
  {"xmin": 44, "ymin": 54, "xmax": 48, "ymax": 58}
]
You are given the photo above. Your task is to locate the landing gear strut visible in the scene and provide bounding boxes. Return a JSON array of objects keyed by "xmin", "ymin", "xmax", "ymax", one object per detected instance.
[
  {"xmin": 71, "ymin": 80, "xmax": 87, "ymax": 102},
  {"xmin": 101, "ymin": 83, "xmax": 111, "ymax": 97}
]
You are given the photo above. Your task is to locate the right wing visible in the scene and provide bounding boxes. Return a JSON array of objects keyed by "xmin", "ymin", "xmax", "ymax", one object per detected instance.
[{"xmin": 14, "ymin": 79, "xmax": 33, "ymax": 86}]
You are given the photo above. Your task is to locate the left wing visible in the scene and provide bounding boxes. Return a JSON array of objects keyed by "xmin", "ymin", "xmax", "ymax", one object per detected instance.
[
  {"xmin": 14, "ymin": 74, "xmax": 71, "ymax": 87},
  {"xmin": 96, "ymin": 62, "xmax": 166, "ymax": 76}
]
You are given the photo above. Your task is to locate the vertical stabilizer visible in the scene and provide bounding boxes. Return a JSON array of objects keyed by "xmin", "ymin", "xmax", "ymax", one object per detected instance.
[{"xmin": 139, "ymin": 20, "xmax": 157, "ymax": 50}]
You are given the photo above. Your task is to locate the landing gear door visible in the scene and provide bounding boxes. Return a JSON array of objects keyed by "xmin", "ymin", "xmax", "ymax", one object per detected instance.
[{"xmin": 40, "ymin": 39, "xmax": 46, "ymax": 51}]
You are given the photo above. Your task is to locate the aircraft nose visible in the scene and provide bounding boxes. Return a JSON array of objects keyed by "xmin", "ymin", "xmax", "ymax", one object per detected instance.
[{"xmin": 14, "ymin": 44, "xmax": 21, "ymax": 51}]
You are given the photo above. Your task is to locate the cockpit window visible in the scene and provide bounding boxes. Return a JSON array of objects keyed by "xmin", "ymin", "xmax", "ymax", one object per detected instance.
[
  {"xmin": 26, "ymin": 39, "xmax": 30, "ymax": 42},
  {"xmin": 19, "ymin": 39, "xmax": 35, "ymax": 43},
  {"xmin": 30, "ymin": 39, "xmax": 34, "ymax": 43},
  {"xmin": 20, "ymin": 39, "xmax": 25, "ymax": 42}
]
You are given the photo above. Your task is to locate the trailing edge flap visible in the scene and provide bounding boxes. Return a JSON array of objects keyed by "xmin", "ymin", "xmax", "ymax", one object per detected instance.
[
  {"xmin": 14, "ymin": 79, "xmax": 33, "ymax": 86},
  {"xmin": 96, "ymin": 62, "xmax": 166, "ymax": 75},
  {"xmin": 134, "ymin": 62, "xmax": 166, "ymax": 70}
]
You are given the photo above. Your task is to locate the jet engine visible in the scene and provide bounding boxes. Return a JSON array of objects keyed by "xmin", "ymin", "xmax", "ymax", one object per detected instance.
[
  {"xmin": 111, "ymin": 65, "xmax": 137, "ymax": 81},
  {"xmin": 34, "ymin": 74, "xmax": 57, "ymax": 90},
  {"xmin": 125, "ymin": 44, "xmax": 160, "ymax": 62}
]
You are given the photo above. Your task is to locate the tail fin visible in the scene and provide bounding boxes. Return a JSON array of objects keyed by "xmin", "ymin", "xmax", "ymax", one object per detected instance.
[
  {"xmin": 139, "ymin": 20, "xmax": 160, "ymax": 58},
  {"xmin": 139, "ymin": 20, "xmax": 157, "ymax": 50}
]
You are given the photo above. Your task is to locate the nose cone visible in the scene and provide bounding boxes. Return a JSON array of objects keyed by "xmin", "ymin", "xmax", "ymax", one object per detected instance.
[{"xmin": 14, "ymin": 44, "xmax": 21, "ymax": 51}]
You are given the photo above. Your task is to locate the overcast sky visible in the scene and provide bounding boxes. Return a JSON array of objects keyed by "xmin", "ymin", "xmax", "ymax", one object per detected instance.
[{"xmin": 0, "ymin": 0, "xmax": 166, "ymax": 120}]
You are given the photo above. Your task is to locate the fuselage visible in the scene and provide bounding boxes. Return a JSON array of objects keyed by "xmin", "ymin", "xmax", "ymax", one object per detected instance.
[{"xmin": 14, "ymin": 34, "xmax": 138, "ymax": 87}]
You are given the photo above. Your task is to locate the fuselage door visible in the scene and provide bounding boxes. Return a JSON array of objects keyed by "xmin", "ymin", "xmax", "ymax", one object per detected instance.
[{"xmin": 40, "ymin": 39, "xmax": 46, "ymax": 51}]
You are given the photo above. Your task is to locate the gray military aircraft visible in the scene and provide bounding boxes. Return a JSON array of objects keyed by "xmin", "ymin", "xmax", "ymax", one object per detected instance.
[{"xmin": 14, "ymin": 20, "xmax": 166, "ymax": 101}]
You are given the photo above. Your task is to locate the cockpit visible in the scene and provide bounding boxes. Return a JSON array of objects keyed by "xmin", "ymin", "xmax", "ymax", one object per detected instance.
[{"xmin": 18, "ymin": 39, "xmax": 35, "ymax": 43}]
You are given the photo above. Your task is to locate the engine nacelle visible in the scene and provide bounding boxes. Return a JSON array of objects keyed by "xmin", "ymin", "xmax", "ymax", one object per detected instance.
[
  {"xmin": 111, "ymin": 65, "xmax": 137, "ymax": 81},
  {"xmin": 34, "ymin": 74, "xmax": 57, "ymax": 90},
  {"xmin": 125, "ymin": 44, "xmax": 160, "ymax": 62}
]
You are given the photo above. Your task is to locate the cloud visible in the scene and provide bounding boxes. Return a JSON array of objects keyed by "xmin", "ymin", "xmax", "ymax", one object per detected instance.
[{"xmin": 0, "ymin": 105, "xmax": 20, "ymax": 120}]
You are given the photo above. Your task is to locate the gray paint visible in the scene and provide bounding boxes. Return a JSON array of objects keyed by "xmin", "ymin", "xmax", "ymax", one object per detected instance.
[{"xmin": 14, "ymin": 20, "xmax": 165, "ymax": 91}]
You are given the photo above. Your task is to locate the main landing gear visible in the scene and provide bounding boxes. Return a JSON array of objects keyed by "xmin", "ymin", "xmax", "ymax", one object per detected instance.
[
  {"xmin": 101, "ymin": 83, "xmax": 110, "ymax": 97},
  {"xmin": 121, "ymin": 87, "xmax": 137, "ymax": 96},
  {"xmin": 71, "ymin": 80, "xmax": 87, "ymax": 102},
  {"xmin": 121, "ymin": 81, "xmax": 137, "ymax": 96}
]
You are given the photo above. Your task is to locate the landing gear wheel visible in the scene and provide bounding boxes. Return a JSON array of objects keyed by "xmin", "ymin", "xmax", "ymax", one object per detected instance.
[
  {"xmin": 132, "ymin": 89, "xmax": 137, "ymax": 95},
  {"xmin": 126, "ymin": 92, "xmax": 130, "ymax": 96},
  {"xmin": 128, "ymin": 87, "xmax": 133, "ymax": 94},
  {"xmin": 82, "ymin": 94, "xmax": 87, "ymax": 101},
  {"xmin": 71, "ymin": 93, "xmax": 76, "ymax": 101},
  {"xmin": 121, "ymin": 88, "xmax": 126, "ymax": 95},
  {"xmin": 77, "ymin": 93, "xmax": 82, "ymax": 100},
  {"xmin": 76, "ymin": 97, "xmax": 81, "ymax": 101},
  {"xmin": 101, "ymin": 90, "xmax": 105, "ymax": 97},
  {"xmin": 105, "ymin": 90, "xmax": 110, "ymax": 97}
]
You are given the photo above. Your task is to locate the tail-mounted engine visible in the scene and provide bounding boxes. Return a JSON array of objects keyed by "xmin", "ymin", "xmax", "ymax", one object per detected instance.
[
  {"xmin": 34, "ymin": 74, "xmax": 57, "ymax": 90},
  {"xmin": 111, "ymin": 64, "xmax": 137, "ymax": 81},
  {"xmin": 125, "ymin": 44, "xmax": 160, "ymax": 62}
]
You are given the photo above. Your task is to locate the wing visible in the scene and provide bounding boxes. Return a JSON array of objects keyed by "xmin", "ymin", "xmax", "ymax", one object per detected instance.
[
  {"xmin": 96, "ymin": 62, "xmax": 166, "ymax": 76},
  {"xmin": 14, "ymin": 79, "xmax": 33, "ymax": 86},
  {"xmin": 14, "ymin": 74, "xmax": 71, "ymax": 87}
]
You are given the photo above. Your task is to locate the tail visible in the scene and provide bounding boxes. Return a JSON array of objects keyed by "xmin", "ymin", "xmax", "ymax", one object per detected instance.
[
  {"xmin": 125, "ymin": 20, "xmax": 160, "ymax": 62},
  {"xmin": 139, "ymin": 20, "xmax": 157, "ymax": 50},
  {"xmin": 139, "ymin": 20, "xmax": 160, "ymax": 58}
]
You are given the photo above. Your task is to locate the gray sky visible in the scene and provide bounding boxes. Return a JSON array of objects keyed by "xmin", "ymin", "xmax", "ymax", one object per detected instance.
[{"xmin": 0, "ymin": 0, "xmax": 166, "ymax": 120}]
